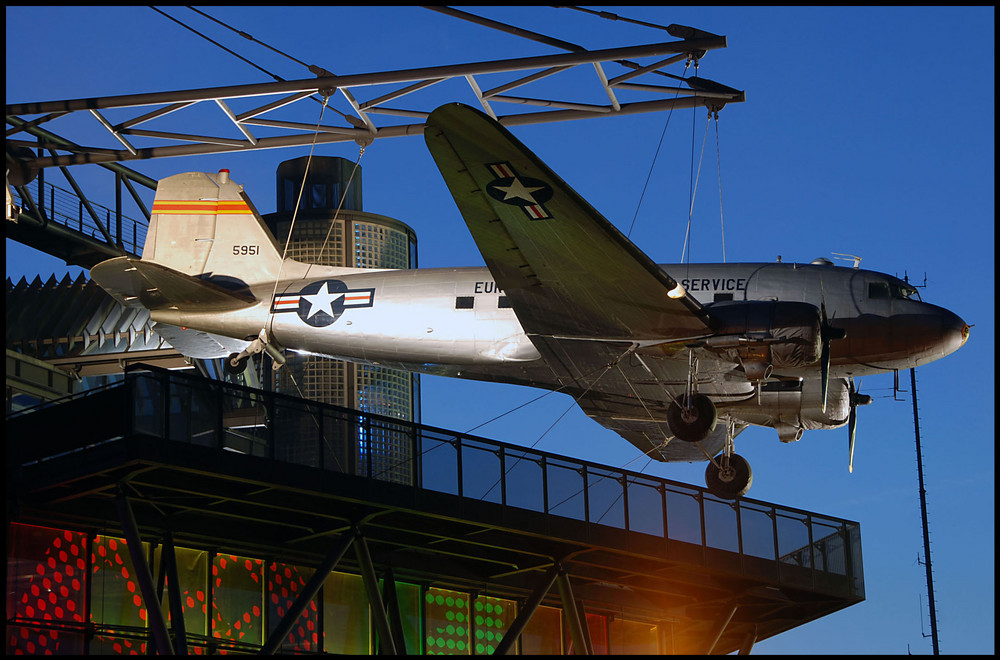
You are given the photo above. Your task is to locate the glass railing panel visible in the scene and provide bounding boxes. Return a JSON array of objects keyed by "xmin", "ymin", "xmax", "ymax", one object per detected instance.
[
  {"xmin": 501, "ymin": 449, "xmax": 545, "ymax": 513},
  {"xmin": 419, "ymin": 430, "xmax": 459, "ymax": 495},
  {"xmin": 664, "ymin": 485, "xmax": 702, "ymax": 545},
  {"xmin": 546, "ymin": 459, "xmax": 586, "ymax": 521},
  {"xmin": 739, "ymin": 502, "xmax": 776, "ymax": 560},
  {"xmin": 461, "ymin": 439, "xmax": 503, "ymax": 504},
  {"xmin": 587, "ymin": 467, "xmax": 625, "ymax": 529},
  {"xmin": 626, "ymin": 476, "xmax": 664, "ymax": 536},
  {"xmin": 704, "ymin": 496, "xmax": 739, "ymax": 552}
]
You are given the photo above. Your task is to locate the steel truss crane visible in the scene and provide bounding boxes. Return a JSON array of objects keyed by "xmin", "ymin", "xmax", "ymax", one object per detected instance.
[{"xmin": 6, "ymin": 24, "xmax": 743, "ymax": 177}]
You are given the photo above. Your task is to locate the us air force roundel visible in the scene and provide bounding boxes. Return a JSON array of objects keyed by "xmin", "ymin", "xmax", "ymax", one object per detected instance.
[
  {"xmin": 485, "ymin": 162, "xmax": 554, "ymax": 220},
  {"xmin": 271, "ymin": 279, "xmax": 375, "ymax": 327}
]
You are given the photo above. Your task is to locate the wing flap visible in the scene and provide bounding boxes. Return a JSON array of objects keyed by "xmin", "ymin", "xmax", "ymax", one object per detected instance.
[{"xmin": 424, "ymin": 103, "xmax": 712, "ymax": 342}]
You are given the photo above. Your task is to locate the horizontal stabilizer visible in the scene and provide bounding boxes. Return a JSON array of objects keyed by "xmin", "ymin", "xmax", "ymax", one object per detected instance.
[
  {"xmin": 90, "ymin": 256, "xmax": 257, "ymax": 312},
  {"xmin": 152, "ymin": 322, "xmax": 250, "ymax": 360}
]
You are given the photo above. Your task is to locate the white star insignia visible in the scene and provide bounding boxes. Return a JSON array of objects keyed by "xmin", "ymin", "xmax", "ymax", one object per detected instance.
[
  {"xmin": 301, "ymin": 282, "xmax": 344, "ymax": 319},
  {"xmin": 495, "ymin": 177, "xmax": 546, "ymax": 204}
]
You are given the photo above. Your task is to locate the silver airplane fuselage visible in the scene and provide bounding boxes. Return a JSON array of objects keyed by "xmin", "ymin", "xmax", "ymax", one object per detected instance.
[{"xmin": 151, "ymin": 260, "xmax": 968, "ymax": 387}]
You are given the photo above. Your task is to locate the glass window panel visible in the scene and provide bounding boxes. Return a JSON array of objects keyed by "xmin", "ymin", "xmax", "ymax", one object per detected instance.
[
  {"xmin": 91, "ymin": 534, "xmax": 149, "ymax": 629},
  {"xmin": 7, "ymin": 524, "xmax": 87, "ymax": 654},
  {"xmin": 267, "ymin": 562, "xmax": 318, "ymax": 652},
  {"xmin": 323, "ymin": 571, "xmax": 369, "ymax": 655},
  {"xmin": 587, "ymin": 468, "xmax": 625, "ymax": 528},
  {"xmin": 424, "ymin": 587, "xmax": 471, "ymax": 654},
  {"xmin": 153, "ymin": 545, "xmax": 208, "ymax": 636},
  {"xmin": 521, "ymin": 604, "xmax": 562, "ymax": 655},
  {"xmin": 132, "ymin": 373, "xmax": 164, "ymax": 437},
  {"xmin": 665, "ymin": 488, "xmax": 702, "ymax": 545},
  {"xmin": 609, "ymin": 618, "xmax": 660, "ymax": 654},
  {"xmin": 472, "ymin": 595, "xmax": 516, "ymax": 655},
  {"xmin": 627, "ymin": 477, "xmax": 664, "ymax": 536},
  {"xmin": 273, "ymin": 402, "xmax": 321, "ymax": 467},
  {"xmin": 90, "ymin": 634, "xmax": 146, "ymax": 655},
  {"xmin": 586, "ymin": 612, "xmax": 608, "ymax": 654},
  {"xmin": 546, "ymin": 460, "xmax": 585, "ymax": 520},
  {"xmin": 392, "ymin": 581, "xmax": 422, "ymax": 655},
  {"xmin": 211, "ymin": 554, "xmax": 264, "ymax": 646}
]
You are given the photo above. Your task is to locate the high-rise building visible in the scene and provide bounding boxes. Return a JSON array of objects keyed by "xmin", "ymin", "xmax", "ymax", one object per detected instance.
[{"xmin": 263, "ymin": 156, "xmax": 419, "ymax": 484}]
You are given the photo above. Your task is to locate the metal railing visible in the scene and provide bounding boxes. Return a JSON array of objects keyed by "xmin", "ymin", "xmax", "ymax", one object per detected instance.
[{"xmin": 13, "ymin": 178, "xmax": 148, "ymax": 256}]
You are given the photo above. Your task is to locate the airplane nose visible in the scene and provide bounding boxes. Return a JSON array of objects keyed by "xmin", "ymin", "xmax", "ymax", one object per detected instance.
[{"xmin": 939, "ymin": 308, "xmax": 970, "ymax": 357}]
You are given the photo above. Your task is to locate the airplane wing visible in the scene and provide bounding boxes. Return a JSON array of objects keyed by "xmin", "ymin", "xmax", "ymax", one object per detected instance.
[
  {"xmin": 425, "ymin": 104, "xmax": 729, "ymax": 462},
  {"xmin": 91, "ymin": 256, "xmax": 257, "ymax": 312},
  {"xmin": 424, "ymin": 103, "xmax": 713, "ymax": 342}
]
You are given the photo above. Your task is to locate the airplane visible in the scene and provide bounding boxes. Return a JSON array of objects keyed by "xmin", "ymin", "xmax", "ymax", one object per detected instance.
[{"xmin": 89, "ymin": 103, "xmax": 970, "ymax": 499}]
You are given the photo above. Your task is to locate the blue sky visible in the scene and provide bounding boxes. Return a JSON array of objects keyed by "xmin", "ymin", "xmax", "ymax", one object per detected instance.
[{"xmin": 6, "ymin": 6, "xmax": 994, "ymax": 654}]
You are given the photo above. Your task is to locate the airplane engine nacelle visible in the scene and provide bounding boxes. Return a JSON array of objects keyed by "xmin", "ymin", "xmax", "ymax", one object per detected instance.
[
  {"xmin": 702, "ymin": 301, "xmax": 822, "ymax": 379},
  {"xmin": 725, "ymin": 377, "xmax": 851, "ymax": 442}
]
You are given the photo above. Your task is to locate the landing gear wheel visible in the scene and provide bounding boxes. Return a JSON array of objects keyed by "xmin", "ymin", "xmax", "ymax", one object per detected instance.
[
  {"xmin": 705, "ymin": 453, "xmax": 753, "ymax": 499},
  {"xmin": 667, "ymin": 394, "xmax": 718, "ymax": 442},
  {"xmin": 224, "ymin": 352, "xmax": 249, "ymax": 375}
]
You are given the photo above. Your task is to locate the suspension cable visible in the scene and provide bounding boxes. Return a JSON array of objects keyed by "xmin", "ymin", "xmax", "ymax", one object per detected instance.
[
  {"xmin": 626, "ymin": 59, "xmax": 689, "ymax": 240},
  {"xmin": 680, "ymin": 109, "xmax": 712, "ymax": 263},
  {"xmin": 714, "ymin": 111, "xmax": 726, "ymax": 263}
]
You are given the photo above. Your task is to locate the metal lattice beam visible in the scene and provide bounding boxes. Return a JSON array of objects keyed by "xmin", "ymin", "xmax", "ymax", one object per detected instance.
[{"xmin": 6, "ymin": 32, "xmax": 743, "ymax": 171}]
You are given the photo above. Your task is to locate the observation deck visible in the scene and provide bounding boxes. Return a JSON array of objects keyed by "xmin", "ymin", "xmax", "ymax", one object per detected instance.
[{"xmin": 7, "ymin": 364, "xmax": 864, "ymax": 654}]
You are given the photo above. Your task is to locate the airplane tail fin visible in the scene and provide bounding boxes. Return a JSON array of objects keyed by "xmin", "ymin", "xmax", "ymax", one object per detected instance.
[{"xmin": 142, "ymin": 169, "xmax": 284, "ymax": 285}]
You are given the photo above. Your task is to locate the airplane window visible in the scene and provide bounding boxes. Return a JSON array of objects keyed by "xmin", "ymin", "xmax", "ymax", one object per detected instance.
[
  {"xmin": 455, "ymin": 296, "xmax": 474, "ymax": 310},
  {"xmin": 868, "ymin": 282, "xmax": 889, "ymax": 299},
  {"xmin": 498, "ymin": 296, "xmax": 512, "ymax": 308},
  {"xmin": 890, "ymin": 283, "xmax": 921, "ymax": 301}
]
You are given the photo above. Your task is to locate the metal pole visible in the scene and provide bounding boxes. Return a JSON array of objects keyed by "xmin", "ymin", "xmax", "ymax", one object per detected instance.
[
  {"xmin": 492, "ymin": 564, "xmax": 560, "ymax": 656},
  {"xmin": 260, "ymin": 532, "xmax": 354, "ymax": 654},
  {"xmin": 161, "ymin": 531, "xmax": 188, "ymax": 655},
  {"xmin": 556, "ymin": 565, "xmax": 588, "ymax": 654},
  {"xmin": 354, "ymin": 529, "xmax": 397, "ymax": 655},
  {"xmin": 114, "ymin": 491, "xmax": 174, "ymax": 654},
  {"xmin": 910, "ymin": 368, "xmax": 939, "ymax": 654}
]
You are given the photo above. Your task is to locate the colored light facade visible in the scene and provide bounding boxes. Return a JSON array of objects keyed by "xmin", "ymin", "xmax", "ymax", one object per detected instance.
[{"xmin": 7, "ymin": 521, "xmax": 673, "ymax": 655}]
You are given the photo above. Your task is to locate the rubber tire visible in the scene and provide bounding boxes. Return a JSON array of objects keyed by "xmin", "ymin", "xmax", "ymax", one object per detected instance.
[
  {"xmin": 224, "ymin": 352, "xmax": 248, "ymax": 375},
  {"xmin": 667, "ymin": 393, "xmax": 718, "ymax": 442},
  {"xmin": 705, "ymin": 453, "xmax": 753, "ymax": 499}
]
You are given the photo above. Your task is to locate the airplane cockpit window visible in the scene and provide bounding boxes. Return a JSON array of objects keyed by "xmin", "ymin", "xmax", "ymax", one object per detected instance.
[
  {"xmin": 868, "ymin": 282, "xmax": 889, "ymax": 299},
  {"xmin": 890, "ymin": 282, "xmax": 921, "ymax": 301}
]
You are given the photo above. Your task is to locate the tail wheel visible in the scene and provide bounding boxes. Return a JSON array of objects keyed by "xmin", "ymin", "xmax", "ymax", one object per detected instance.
[
  {"xmin": 705, "ymin": 453, "xmax": 753, "ymax": 499},
  {"xmin": 667, "ymin": 394, "xmax": 718, "ymax": 442},
  {"xmin": 224, "ymin": 352, "xmax": 249, "ymax": 375}
]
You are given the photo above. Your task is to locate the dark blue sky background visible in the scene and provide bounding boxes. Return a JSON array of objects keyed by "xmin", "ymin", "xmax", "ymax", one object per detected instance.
[{"xmin": 7, "ymin": 6, "xmax": 994, "ymax": 654}]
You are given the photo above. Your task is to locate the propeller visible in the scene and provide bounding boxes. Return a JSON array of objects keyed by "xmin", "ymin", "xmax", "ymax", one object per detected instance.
[
  {"xmin": 847, "ymin": 378, "xmax": 873, "ymax": 473},
  {"xmin": 819, "ymin": 301, "xmax": 847, "ymax": 413}
]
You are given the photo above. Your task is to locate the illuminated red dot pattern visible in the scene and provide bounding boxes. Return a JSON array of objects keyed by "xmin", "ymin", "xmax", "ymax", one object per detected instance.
[
  {"xmin": 211, "ymin": 554, "xmax": 264, "ymax": 644},
  {"xmin": 8, "ymin": 526, "xmax": 86, "ymax": 655},
  {"xmin": 267, "ymin": 562, "xmax": 319, "ymax": 651}
]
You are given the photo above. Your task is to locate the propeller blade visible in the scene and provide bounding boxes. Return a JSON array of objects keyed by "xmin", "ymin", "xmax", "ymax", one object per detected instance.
[{"xmin": 848, "ymin": 404, "xmax": 857, "ymax": 474}]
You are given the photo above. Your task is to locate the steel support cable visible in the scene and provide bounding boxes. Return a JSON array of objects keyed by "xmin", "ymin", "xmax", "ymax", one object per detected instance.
[
  {"xmin": 680, "ymin": 108, "xmax": 711, "ymax": 264},
  {"xmin": 561, "ymin": 6, "xmax": 676, "ymax": 33},
  {"xmin": 151, "ymin": 6, "xmax": 354, "ymax": 120},
  {"xmin": 626, "ymin": 60, "xmax": 689, "ymax": 240},
  {"xmin": 714, "ymin": 111, "xmax": 727, "ymax": 263}
]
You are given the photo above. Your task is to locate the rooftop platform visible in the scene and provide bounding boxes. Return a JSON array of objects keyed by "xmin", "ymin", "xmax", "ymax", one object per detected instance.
[{"xmin": 6, "ymin": 364, "xmax": 864, "ymax": 654}]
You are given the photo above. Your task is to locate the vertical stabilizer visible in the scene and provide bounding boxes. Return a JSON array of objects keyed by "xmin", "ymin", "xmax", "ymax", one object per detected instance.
[{"xmin": 143, "ymin": 170, "xmax": 284, "ymax": 285}]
